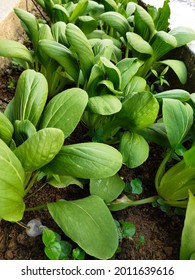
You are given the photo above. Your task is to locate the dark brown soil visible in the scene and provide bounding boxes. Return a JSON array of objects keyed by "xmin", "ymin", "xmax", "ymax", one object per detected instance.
[{"xmin": 0, "ymin": 63, "xmax": 184, "ymax": 260}]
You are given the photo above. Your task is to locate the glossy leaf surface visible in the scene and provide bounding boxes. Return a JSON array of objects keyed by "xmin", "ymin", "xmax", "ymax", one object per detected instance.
[
  {"xmin": 45, "ymin": 142, "xmax": 123, "ymax": 179},
  {"xmin": 0, "ymin": 139, "xmax": 25, "ymax": 221},
  {"xmin": 48, "ymin": 195, "xmax": 118, "ymax": 259}
]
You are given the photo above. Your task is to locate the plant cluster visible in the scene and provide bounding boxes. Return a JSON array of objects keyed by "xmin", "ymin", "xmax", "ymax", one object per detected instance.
[{"xmin": 1, "ymin": 0, "xmax": 195, "ymax": 259}]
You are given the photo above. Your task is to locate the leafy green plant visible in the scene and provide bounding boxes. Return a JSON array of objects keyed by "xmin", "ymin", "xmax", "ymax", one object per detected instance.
[
  {"xmin": 0, "ymin": 69, "xmax": 123, "ymax": 259},
  {"xmin": 42, "ymin": 227, "xmax": 86, "ymax": 260},
  {"xmin": 180, "ymin": 191, "xmax": 195, "ymax": 260}
]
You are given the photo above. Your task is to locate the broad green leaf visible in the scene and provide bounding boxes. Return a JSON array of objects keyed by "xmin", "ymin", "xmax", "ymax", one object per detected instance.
[
  {"xmin": 69, "ymin": 0, "xmax": 88, "ymax": 23},
  {"xmin": 0, "ymin": 39, "xmax": 33, "ymax": 67},
  {"xmin": 14, "ymin": 128, "xmax": 64, "ymax": 172},
  {"xmin": 103, "ymin": 0, "xmax": 118, "ymax": 11},
  {"xmin": 169, "ymin": 27, "xmax": 195, "ymax": 47},
  {"xmin": 116, "ymin": 58, "xmax": 143, "ymax": 90},
  {"xmin": 86, "ymin": 64, "xmax": 104, "ymax": 97},
  {"xmin": 119, "ymin": 131, "xmax": 149, "ymax": 168},
  {"xmin": 157, "ymin": 60, "xmax": 187, "ymax": 85},
  {"xmin": 100, "ymin": 11, "xmax": 130, "ymax": 37},
  {"xmin": 45, "ymin": 142, "xmax": 123, "ymax": 179},
  {"xmin": 163, "ymin": 99, "xmax": 193, "ymax": 148},
  {"xmin": 93, "ymin": 39, "xmax": 115, "ymax": 62},
  {"xmin": 134, "ymin": 4, "xmax": 155, "ymax": 41},
  {"xmin": 118, "ymin": 91, "xmax": 159, "ymax": 129},
  {"xmin": 126, "ymin": 32, "xmax": 153, "ymax": 56},
  {"xmin": 12, "ymin": 69, "xmax": 48, "ymax": 126},
  {"xmin": 39, "ymin": 39, "xmax": 80, "ymax": 82},
  {"xmin": 125, "ymin": 76, "xmax": 146, "ymax": 94},
  {"xmin": 76, "ymin": 16, "xmax": 98, "ymax": 34},
  {"xmin": 150, "ymin": 31, "xmax": 177, "ymax": 61},
  {"xmin": 97, "ymin": 80, "xmax": 123, "ymax": 95},
  {"xmin": 51, "ymin": 22, "xmax": 68, "ymax": 45},
  {"xmin": 150, "ymin": 0, "xmax": 170, "ymax": 31},
  {"xmin": 100, "ymin": 57, "xmax": 121, "ymax": 89},
  {"xmin": 88, "ymin": 95, "xmax": 122, "ymax": 115},
  {"xmin": 155, "ymin": 89, "xmax": 190, "ymax": 102},
  {"xmin": 184, "ymin": 146, "xmax": 195, "ymax": 167},
  {"xmin": 66, "ymin": 23, "xmax": 94, "ymax": 79},
  {"xmin": 39, "ymin": 88, "xmax": 88, "ymax": 138},
  {"xmin": 180, "ymin": 191, "xmax": 195, "ymax": 259},
  {"xmin": 138, "ymin": 122, "xmax": 170, "ymax": 147},
  {"xmin": 158, "ymin": 159, "xmax": 195, "ymax": 202},
  {"xmin": 14, "ymin": 8, "xmax": 39, "ymax": 51},
  {"xmin": 14, "ymin": 120, "xmax": 37, "ymax": 146},
  {"xmin": 0, "ymin": 112, "xmax": 14, "ymax": 145},
  {"xmin": 47, "ymin": 195, "xmax": 118, "ymax": 259},
  {"xmin": 48, "ymin": 175, "xmax": 83, "ymax": 189},
  {"xmin": 52, "ymin": 4, "xmax": 69, "ymax": 23},
  {"xmin": 0, "ymin": 139, "xmax": 25, "ymax": 221},
  {"xmin": 90, "ymin": 174, "xmax": 125, "ymax": 203}
]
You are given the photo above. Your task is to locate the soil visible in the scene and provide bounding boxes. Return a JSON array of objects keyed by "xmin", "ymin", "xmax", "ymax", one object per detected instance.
[{"xmin": 0, "ymin": 62, "xmax": 185, "ymax": 260}]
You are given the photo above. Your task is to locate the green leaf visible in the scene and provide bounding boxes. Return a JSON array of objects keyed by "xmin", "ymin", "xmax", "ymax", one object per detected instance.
[
  {"xmin": 138, "ymin": 122, "xmax": 170, "ymax": 147},
  {"xmin": 51, "ymin": 22, "xmax": 68, "ymax": 45},
  {"xmin": 100, "ymin": 11, "xmax": 130, "ymax": 37},
  {"xmin": 14, "ymin": 8, "xmax": 39, "ymax": 50},
  {"xmin": 121, "ymin": 221, "xmax": 136, "ymax": 239},
  {"xmin": 126, "ymin": 32, "xmax": 153, "ymax": 56},
  {"xmin": 12, "ymin": 69, "xmax": 48, "ymax": 126},
  {"xmin": 118, "ymin": 91, "xmax": 159, "ymax": 129},
  {"xmin": 90, "ymin": 174, "xmax": 125, "ymax": 203},
  {"xmin": 155, "ymin": 89, "xmax": 190, "ymax": 102},
  {"xmin": 0, "ymin": 139, "xmax": 25, "ymax": 221},
  {"xmin": 150, "ymin": 0, "xmax": 170, "ymax": 31},
  {"xmin": 87, "ymin": 64, "xmax": 104, "ymax": 96},
  {"xmin": 47, "ymin": 195, "xmax": 118, "ymax": 259},
  {"xmin": 134, "ymin": 4, "xmax": 155, "ymax": 41},
  {"xmin": 14, "ymin": 128, "xmax": 64, "ymax": 172},
  {"xmin": 169, "ymin": 27, "xmax": 195, "ymax": 47},
  {"xmin": 14, "ymin": 120, "xmax": 37, "ymax": 146},
  {"xmin": 125, "ymin": 76, "xmax": 146, "ymax": 94},
  {"xmin": 150, "ymin": 31, "xmax": 177, "ymax": 61},
  {"xmin": 0, "ymin": 39, "xmax": 33, "ymax": 67},
  {"xmin": 97, "ymin": 80, "xmax": 123, "ymax": 95},
  {"xmin": 163, "ymin": 99, "xmax": 193, "ymax": 148},
  {"xmin": 66, "ymin": 23, "xmax": 94, "ymax": 79},
  {"xmin": 48, "ymin": 175, "xmax": 83, "ymax": 189},
  {"xmin": 39, "ymin": 39, "xmax": 80, "ymax": 82},
  {"xmin": 157, "ymin": 60, "xmax": 187, "ymax": 85},
  {"xmin": 39, "ymin": 88, "xmax": 88, "ymax": 138},
  {"xmin": 130, "ymin": 178, "xmax": 143, "ymax": 194},
  {"xmin": 116, "ymin": 58, "xmax": 143, "ymax": 90},
  {"xmin": 184, "ymin": 146, "xmax": 195, "ymax": 167},
  {"xmin": 100, "ymin": 57, "xmax": 121, "ymax": 89},
  {"xmin": 88, "ymin": 95, "xmax": 122, "ymax": 115},
  {"xmin": 119, "ymin": 131, "xmax": 149, "ymax": 168},
  {"xmin": 0, "ymin": 112, "xmax": 14, "ymax": 145},
  {"xmin": 69, "ymin": 0, "xmax": 88, "ymax": 23},
  {"xmin": 180, "ymin": 191, "xmax": 195, "ymax": 259},
  {"xmin": 52, "ymin": 4, "xmax": 69, "ymax": 23},
  {"xmin": 76, "ymin": 16, "xmax": 98, "ymax": 34},
  {"xmin": 45, "ymin": 142, "xmax": 123, "ymax": 179}
]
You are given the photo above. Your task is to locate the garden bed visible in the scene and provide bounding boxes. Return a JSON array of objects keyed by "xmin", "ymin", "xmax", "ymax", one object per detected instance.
[
  {"xmin": 0, "ymin": 66, "xmax": 184, "ymax": 260},
  {"xmin": 0, "ymin": 0, "xmax": 195, "ymax": 260}
]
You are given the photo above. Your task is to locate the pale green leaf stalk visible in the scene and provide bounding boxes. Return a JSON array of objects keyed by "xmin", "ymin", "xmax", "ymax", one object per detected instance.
[{"xmin": 180, "ymin": 191, "xmax": 195, "ymax": 259}]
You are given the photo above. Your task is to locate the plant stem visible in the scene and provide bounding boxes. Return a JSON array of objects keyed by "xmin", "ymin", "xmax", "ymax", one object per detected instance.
[
  {"xmin": 109, "ymin": 195, "xmax": 159, "ymax": 211},
  {"xmin": 25, "ymin": 203, "xmax": 47, "ymax": 212},
  {"xmin": 24, "ymin": 171, "xmax": 40, "ymax": 196}
]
